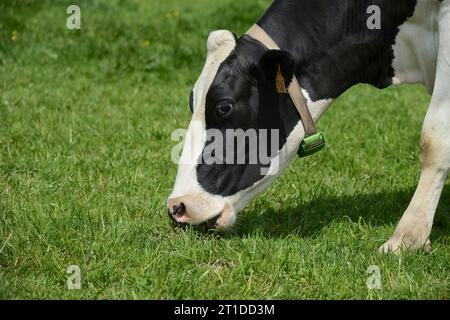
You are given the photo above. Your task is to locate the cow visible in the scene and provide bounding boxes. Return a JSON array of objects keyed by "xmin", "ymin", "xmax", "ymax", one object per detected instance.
[{"xmin": 167, "ymin": 0, "xmax": 449, "ymax": 254}]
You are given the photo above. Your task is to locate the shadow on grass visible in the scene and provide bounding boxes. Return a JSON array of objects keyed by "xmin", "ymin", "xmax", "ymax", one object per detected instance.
[{"xmin": 229, "ymin": 185, "xmax": 450, "ymax": 240}]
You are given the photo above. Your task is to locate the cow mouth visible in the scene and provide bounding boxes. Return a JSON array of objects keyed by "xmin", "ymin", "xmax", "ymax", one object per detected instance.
[
  {"xmin": 168, "ymin": 209, "xmax": 223, "ymax": 231},
  {"xmin": 199, "ymin": 212, "xmax": 223, "ymax": 230}
]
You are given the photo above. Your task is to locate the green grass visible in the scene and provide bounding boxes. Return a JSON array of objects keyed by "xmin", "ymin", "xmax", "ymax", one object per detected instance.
[{"xmin": 0, "ymin": 0, "xmax": 448, "ymax": 299}]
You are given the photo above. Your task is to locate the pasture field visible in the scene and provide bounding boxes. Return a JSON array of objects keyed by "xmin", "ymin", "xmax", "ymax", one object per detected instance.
[{"xmin": 0, "ymin": 0, "xmax": 448, "ymax": 299}]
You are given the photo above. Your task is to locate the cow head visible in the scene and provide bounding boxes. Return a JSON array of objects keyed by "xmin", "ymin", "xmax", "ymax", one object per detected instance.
[{"xmin": 167, "ymin": 30, "xmax": 307, "ymax": 230}]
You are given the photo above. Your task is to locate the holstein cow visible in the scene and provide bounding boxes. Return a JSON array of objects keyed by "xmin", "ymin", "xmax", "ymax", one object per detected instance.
[{"xmin": 168, "ymin": 0, "xmax": 449, "ymax": 253}]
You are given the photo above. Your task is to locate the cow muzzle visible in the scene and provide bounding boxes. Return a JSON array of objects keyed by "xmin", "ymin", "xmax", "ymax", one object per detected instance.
[{"xmin": 167, "ymin": 193, "xmax": 236, "ymax": 230}]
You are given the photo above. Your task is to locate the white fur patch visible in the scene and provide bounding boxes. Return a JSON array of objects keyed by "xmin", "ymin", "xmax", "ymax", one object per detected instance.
[{"xmin": 391, "ymin": 0, "xmax": 440, "ymax": 92}]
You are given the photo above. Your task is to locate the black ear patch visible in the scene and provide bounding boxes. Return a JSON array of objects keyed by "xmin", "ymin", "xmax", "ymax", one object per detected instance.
[{"xmin": 258, "ymin": 50, "xmax": 296, "ymax": 88}]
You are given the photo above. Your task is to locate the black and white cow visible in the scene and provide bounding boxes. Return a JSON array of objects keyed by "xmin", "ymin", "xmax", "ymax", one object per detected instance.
[{"xmin": 168, "ymin": 0, "xmax": 449, "ymax": 254}]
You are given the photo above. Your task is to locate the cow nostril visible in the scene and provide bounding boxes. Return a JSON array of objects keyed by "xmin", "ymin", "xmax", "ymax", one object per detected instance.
[{"xmin": 171, "ymin": 203, "xmax": 186, "ymax": 217}]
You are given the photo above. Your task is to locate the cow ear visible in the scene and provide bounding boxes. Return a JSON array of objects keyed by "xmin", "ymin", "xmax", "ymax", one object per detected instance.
[{"xmin": 258, "ymin": 50, "xmax": 295, "ymax": 90}]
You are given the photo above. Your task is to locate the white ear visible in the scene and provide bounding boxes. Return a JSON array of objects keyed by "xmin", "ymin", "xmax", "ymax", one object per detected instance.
[{"xmin": 207, "ymin": 30, "xmax": 236, "ymax": 54}]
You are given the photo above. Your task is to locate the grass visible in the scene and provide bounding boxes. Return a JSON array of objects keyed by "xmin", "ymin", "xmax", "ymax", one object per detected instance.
[{"xmin": 0, "ymin": 0, "xmax": 448, "ymax": 299}]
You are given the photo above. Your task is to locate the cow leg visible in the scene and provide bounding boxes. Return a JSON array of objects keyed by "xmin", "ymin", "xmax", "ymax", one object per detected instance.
[
  {"xmin": 380, "ymin": 5, "xmax": 450, "ymax": 254},
  {"xmin": 379, "ymin": 115, "xmax": 450, "ymax": 254}
]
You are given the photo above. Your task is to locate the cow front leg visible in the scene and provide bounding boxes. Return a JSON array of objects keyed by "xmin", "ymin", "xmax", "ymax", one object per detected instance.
[{"xmin": 379, "ymin": 99, "xmax": 450, "ymax": 254}]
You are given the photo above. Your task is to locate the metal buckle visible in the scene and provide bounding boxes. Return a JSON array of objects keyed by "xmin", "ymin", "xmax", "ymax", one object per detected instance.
[{"xmin": 297, "ymin": 132, "xmax": 325, "ymax": 158}]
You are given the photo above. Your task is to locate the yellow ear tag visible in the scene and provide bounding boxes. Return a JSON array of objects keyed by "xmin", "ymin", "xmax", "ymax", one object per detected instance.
[{"xmin": 275, "ymin": 64, "xmax": 288, "ymax": 93}]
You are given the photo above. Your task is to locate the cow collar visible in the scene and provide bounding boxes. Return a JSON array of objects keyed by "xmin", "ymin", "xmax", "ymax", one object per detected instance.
[{"xmin": 245, "ymin": 24, "xmax": 325, "ymax": 158}]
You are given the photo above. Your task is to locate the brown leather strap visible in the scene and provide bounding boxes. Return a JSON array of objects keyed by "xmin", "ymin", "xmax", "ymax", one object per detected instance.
[{"xmin": 246, "ymin": 24, "xmax": 316, "ymax": 136}]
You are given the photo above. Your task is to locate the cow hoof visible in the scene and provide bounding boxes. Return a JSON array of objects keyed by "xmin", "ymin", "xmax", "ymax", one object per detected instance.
[{"xmin": 379, "ymin": 236, "xmax": 431, "ymax": 255}]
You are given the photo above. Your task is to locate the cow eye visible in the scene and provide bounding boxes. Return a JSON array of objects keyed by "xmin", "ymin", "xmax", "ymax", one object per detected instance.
[
  {"xmin": 189, "ymin": 90, "xmax": 194, "ymax": 113},
  {"xmin": 217, "ymin": 102, "xmax": 233, "ymax": 117}
]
